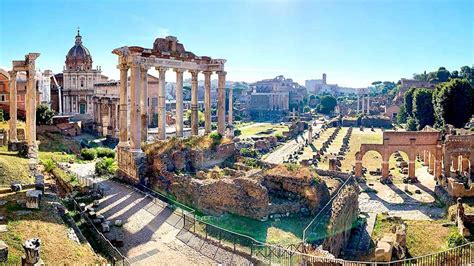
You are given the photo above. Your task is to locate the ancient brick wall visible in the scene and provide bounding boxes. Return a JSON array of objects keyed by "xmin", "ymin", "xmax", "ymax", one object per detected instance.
[{"xmin": 322, "ymin": 180, "xmax": 360, "ymax": 257}]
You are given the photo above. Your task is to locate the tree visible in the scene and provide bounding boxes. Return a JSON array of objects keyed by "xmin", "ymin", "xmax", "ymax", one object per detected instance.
[
  {"xmin": 436, "ymin": 67, "xmax": 451, "ymax": 82},
  {"xmin": 451, "ymin": 70, "xmax": 459, "ymax": 79},
  {"xmin": 433, "ymin": 79, "xmax": 473, "ymax": 128},
  {"xmin": 460, "ymin": 66, "xmax": 473, "ymax": 85},
  {"xmin": 413, "ymin": 71, "xmax": 429, "ymax": 81},
  {"xmin": 412, "ymin": 88, "xmax": 434, "ymax": 129},
  {"xmin": 185, "ymin": 109, "xmax": 205, "ymax": 126},
  {"xmin": 406, "ymin": 117, "xmax": 418, "ymax": 131},
  {"xmin": 303, "ymin": 106, "xmax": 311, "ymax": 113},
  {"xmin": 396, "ymin": 105, "xmax": 407, "ymax": 124},
  {"xmin": 0, "ymin": 110, "xmax": 4, "ymax": 122},
  {"xmin": 36, "ymin": 104, "xmax": 54, "ymax": 125},
  {"xmin": 403, "ymin": 87, "xmax": 416, "ymax": 117},
  {"xmin": 316, "ymin": 95, "xmax": 337, "ymax": 114}
]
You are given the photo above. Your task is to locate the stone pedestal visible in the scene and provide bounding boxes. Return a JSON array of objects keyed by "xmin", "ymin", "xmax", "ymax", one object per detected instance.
[
  {"xmin": 26, "ymin": 190, "xmax": 42, "ymax": 209},
  {"xmin": 0, "ymin": 240, "xmax": 8, "ymax": 263},
  {"xmin": 21, "ymin": 238, "xmax": 42, "ymax": 266}
]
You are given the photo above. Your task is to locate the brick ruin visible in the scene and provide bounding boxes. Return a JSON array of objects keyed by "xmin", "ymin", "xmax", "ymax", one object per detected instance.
[{"xmin": 142, "ymin": 136, "xmax": 338, "ymax": 220}]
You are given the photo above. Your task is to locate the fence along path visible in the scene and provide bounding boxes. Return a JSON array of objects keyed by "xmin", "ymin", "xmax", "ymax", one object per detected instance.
[{"xmin": 129, "ymin": 179, "xmax": 474, "ymax": 265}]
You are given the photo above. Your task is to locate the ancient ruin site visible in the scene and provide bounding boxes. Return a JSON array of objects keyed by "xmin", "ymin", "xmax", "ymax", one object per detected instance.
[{"xmin": 1, "ymin": 1, "xmax": 474, "ymax": 265}]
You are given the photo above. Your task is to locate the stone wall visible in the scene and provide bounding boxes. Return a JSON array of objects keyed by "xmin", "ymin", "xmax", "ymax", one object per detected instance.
[
  {"xmin": 322, "ymin": 179, "xmax": 360, "ymax": 257},
  {"xmin": 167, "ymin": 175, "xmax": 270, "ymax": 219}
]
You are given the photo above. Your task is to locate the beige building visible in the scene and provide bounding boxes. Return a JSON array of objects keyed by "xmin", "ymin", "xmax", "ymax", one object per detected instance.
[{"xmin": 62, "ymin": 30, "xmax": 107, "ymax": 116}]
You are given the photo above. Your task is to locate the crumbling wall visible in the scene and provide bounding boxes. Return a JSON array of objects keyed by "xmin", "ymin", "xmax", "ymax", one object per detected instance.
[
  {"xmin": 322, "ymin": 180, "xmax": 360, "ymax": 257},
  {"xmin": 167, "ymin": 175, "xmax": 270, "ymax": 219}
]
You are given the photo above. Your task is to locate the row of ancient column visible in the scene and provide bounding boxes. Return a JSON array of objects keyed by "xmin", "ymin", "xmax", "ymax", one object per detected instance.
[
  {"xmin": 8, "ymin": 69, "xmax": 37, "ymax": 151},
  {"xmin": 117, "ymin": 62, "xmax": 229, "ymax": 152},
  {"xmin": 356, "ymin": 94, "xmax": 370, "ymax": 114},
  {"xmin": 94, "ymin": 98, "xmax": 119, "ymax": 137}
]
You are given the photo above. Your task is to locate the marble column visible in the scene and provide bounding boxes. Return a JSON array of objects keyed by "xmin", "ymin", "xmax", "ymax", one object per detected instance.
[
  {"xmin": 203, "ymin": 71, "xmax": 212, "ymax": 134},
  {"xmin": 114, "ymin": 103, "xmax": 119, "ymax": 138},
  {"xmin": 118, "ymin": 64, "xmax": 129, "ymax": 147},
  {"xmin": 157, "ymin": 67, "xmax": 167, "ymax": 140},
  {"xmin": 25, "ymin": 69, "xmax": 37, "ymax": 153},
  {"xmin": 366, "ymin": 95, "xmax": 370, "ymax": 115},
  {"xmin": 361, "ymin": 94, "xmax": 365, "ymax": 114},
  {"xmin": 356, "ymin": 94, "xmax": 360, "ymax": 113},
  {"xmin": 355, "ymin": 161, "xmax": 362, "ymax": 177},
  {"xmin": 174, "ymin": 69, "xmax": 184, "ymax": 137},
  {"xmin": 217, "ymin": 71, "xmax": 226, "ymax": 135},
  {"xmin": 129, "ymin": 63, "xmax": 142, "ymax": 152},
  {"xmin": 190, "ymin": 70, "xmax": 199, "ymax": 136},
  {"xmin": 97, "ymin": 100, "xmax": 103, "ymax": 136},
  {"xmin": 228, "ymin": 87, "xmax": 233, "ymax": 125},
  {"xmin": 8, "ymin": 71, "xmax": 17, "ymax": 142},
  {"xmin": 140, "ymin": 66, "xmax": 149, "ymax": 143},
  {"xmin": 408, "ymin": 160, "xmax": 416, "ymax": 180}
]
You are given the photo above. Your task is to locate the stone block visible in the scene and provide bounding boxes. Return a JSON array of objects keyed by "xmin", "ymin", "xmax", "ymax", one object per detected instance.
[
  {"xmin": 25, "ymin": 190, "xmax": 42, "ymax": 209},
  {"xmin": 375, "ymin": 241, "xmax": 393, "ymax": 262},
  {"xmin": 101, "ymin": 222, "xmax": 110, "ymax": 233},
  {"xmin": 11, "ymin": 182, "xmax": 22, "ymax": 192},
  {"xmin": 114, "ymin": 220, "xmax": 123, "ymax": 227},
  {"xmin": 0, "ymin": 240, "xmax": 8, "ymax": 263}
]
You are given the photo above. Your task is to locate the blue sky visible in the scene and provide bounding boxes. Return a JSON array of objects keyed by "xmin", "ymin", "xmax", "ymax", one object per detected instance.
[{"xmin": 1, "ymin": 0, "xmax": 472, "ymax": 87}]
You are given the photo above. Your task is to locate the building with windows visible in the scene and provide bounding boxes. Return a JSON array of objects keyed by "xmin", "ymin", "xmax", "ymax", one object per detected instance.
[{"xmin": 61, "ymin": 30, "xmax": 107, "ymax": 116}]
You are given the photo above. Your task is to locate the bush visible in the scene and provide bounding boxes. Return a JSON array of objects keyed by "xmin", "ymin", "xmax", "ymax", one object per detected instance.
[
  {"xmin": 447, "ymin": 231, "xmax": 467, "ymax": 248},
  {"xmin": 95, "ymin": 158, "xmax": 118, "ymax": 176},
  {"xmin": 96, "ymin": 147, "xmax": 115, "ymax": 158},
  {"xmin": 42, "ymin": 159, "xmax": 56, "ymax": 173},
  {"xmin": 209, "ymin": 132, "xmax": 222, "ymax": 146},
  {"xmin": 80, "ymin": 148, "xmax": 97, "ymax": 160},
  {"xmin": 234, "ymin": 129, "xmax": 242, "ymax": 137},
  {"xmin": 275, "ymin": 133, "xmax": 285, "ymax": 142},
  {"xmin": 240, "ymin": 148, "xmax": 259, "ymax": 158}
]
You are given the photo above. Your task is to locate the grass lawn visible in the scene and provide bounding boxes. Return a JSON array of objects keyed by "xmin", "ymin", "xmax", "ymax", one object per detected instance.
[
  {"xmin": 371, "ymin": 214, "xmax": 455, "ymax": 257},
  {"xmin": 0, "ymin": 147, "xmax": 31, "ymax": 186},
  {"xmin": 238, "ymin": 123, "xmax": 288, "ymax": 139},
  {"xmin": 199, "ymin": 213, "xmax": 321, "ymax": 246},
  {"xmin": 0, "ymin": 190, "xmax": 105, "ymax": 264}
]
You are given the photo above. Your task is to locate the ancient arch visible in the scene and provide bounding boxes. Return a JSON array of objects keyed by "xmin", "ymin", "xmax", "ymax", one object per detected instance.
[
  {"xmin": 443, "ymin": 134, "xmax": 474, "ymax": 177},
  {"xmin": 355, "ymin": 131, "xmax": 442, "ymax": 182}
]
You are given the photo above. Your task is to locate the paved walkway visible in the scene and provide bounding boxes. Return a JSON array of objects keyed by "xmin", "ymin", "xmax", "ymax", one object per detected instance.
[
  {"xmin": 93, "ymin": 180, "xmax": 251, "ymax": 265},
  {"xmin": 263, "ymin": 123, "xmax": 323, "ymax": 164}
]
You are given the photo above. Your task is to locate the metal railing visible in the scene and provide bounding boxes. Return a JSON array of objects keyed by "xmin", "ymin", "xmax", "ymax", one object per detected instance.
[
  {"xmin": 122, "ymin": 179, "xmax": 474, "ymax": 265},
  {"xmin": 70, "ymin": 198, "xmax": 131, "ymax": 266}
]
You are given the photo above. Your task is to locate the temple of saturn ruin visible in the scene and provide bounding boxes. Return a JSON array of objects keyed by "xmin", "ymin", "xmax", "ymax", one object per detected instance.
[
  {"xmin": 112, "ymin": 36, "xmax": 232, "ymax": 181},
  {"xmin": 7, "ymin": 53, "xmax": 40, "ymax": 159}
]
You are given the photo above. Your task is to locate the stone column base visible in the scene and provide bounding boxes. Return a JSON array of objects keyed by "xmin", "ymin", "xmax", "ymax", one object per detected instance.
[
  {"xmin": 116, "ymin": 147, "xmax": 145, "ymax": 184},
  {"xmin": 8, "ymin": 140, "xmax": 22, "ymax": 152}
]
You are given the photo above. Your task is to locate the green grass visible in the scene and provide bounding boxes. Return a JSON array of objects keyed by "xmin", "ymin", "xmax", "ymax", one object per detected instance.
[
  {"xmin": 239, "ymin": 123, "xmax": 288, "ymax": 139},
  {"xmin": 199, "ymin": 213, "xmax": 321, "ymax": 245},
  {"xmin": 0, "ymin": 147, "xmax": 31, "ymax": 185},
  {"xmin": 371, "ymin": 214, "xmax": 455, "ymax": 257}
]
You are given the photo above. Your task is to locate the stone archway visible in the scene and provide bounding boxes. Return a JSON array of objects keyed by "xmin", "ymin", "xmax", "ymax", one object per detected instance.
[{"xmin": 355, "ymin": 131, "xmax": 442, "ymax": 183}]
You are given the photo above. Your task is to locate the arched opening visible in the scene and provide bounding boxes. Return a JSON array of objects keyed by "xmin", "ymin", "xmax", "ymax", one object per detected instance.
[
  {"xmin": 358, "ymin": 150, "xmax": 383, "ymax": 179},
  {"xmin": 388, "ymin": 150, "xmax": 410, "ymax": 182}
]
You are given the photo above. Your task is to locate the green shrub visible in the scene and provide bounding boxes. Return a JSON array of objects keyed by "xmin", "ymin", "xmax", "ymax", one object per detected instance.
[
  {"xmin": 96, "ymin": 147, "xmax": 115, "ymax": 158},
  {"xmin": 240, "ymin": 148, "xmax": 259, "ymax": 158},
  {"xmin": 95, "ymin": 158, "xmax": 118, "ymax": 176},
  {"xmin": 42, "ymin": 159, "xmax": 56, "ymax": 173},
  {"xmin": 80, "ymin": 148, "xmax": 97, "ymax": 160},
  {"xmin": 447, "ymin": 231, "xmax": 467, "ymax": 248},
  {"xmin": 234, "ymin": 129, "xmax": 242, "ymax": 137},
  {"xmin": 275, "ymin": 133, "xmax": 285, "ymax": 141},
  {"xmin": 209, "ymin": 132, "xmax": 223, "ymax": 146}
]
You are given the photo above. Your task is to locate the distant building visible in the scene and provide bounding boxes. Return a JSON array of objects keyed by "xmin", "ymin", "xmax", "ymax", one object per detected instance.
[
  {"xmin": 305, "ymin": 73, "xmax": 360, "ymax": 95},
  {"xmin": 61, "ymin": 30, "xmax": 107, "ymax": 116},
  {"xmin": 247, "ymin": 75, "xmax": 306, "ymax": 120}
]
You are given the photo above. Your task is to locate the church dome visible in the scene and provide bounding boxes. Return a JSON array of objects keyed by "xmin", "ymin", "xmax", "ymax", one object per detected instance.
[{"xmin": 65, "ymin": 29, "xmax": 93, "ymax": 71}]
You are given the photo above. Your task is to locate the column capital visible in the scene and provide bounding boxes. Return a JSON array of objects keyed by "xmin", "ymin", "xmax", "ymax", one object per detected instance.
[
  {"xmin": 217, "ymin": 71, "xmax": 227, "ymax": 76},
  {"xmin": 189, "ymin": 70, "xmax": 199, "ymax": 78},
  {"xmin": 140, "ymin": 65, "xmax": 150, "ymax": 72},
  {"xmin": 8, "ymin": 70, "xmax": 16, "ymax": 78},
  {"xmin": 173, "ymin": 68, "xmax": 185, "ymax": 74},
  {"xmin": 156, "ymin": 66, "xmax": 169, "ymax": 73},
  {"xmin": 202, "ymin": 70, "xmax": 212, "ymax": 76},
  {"xmin": 117, "ymin": 63, "xmax": 129, "ymax": 70}
]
